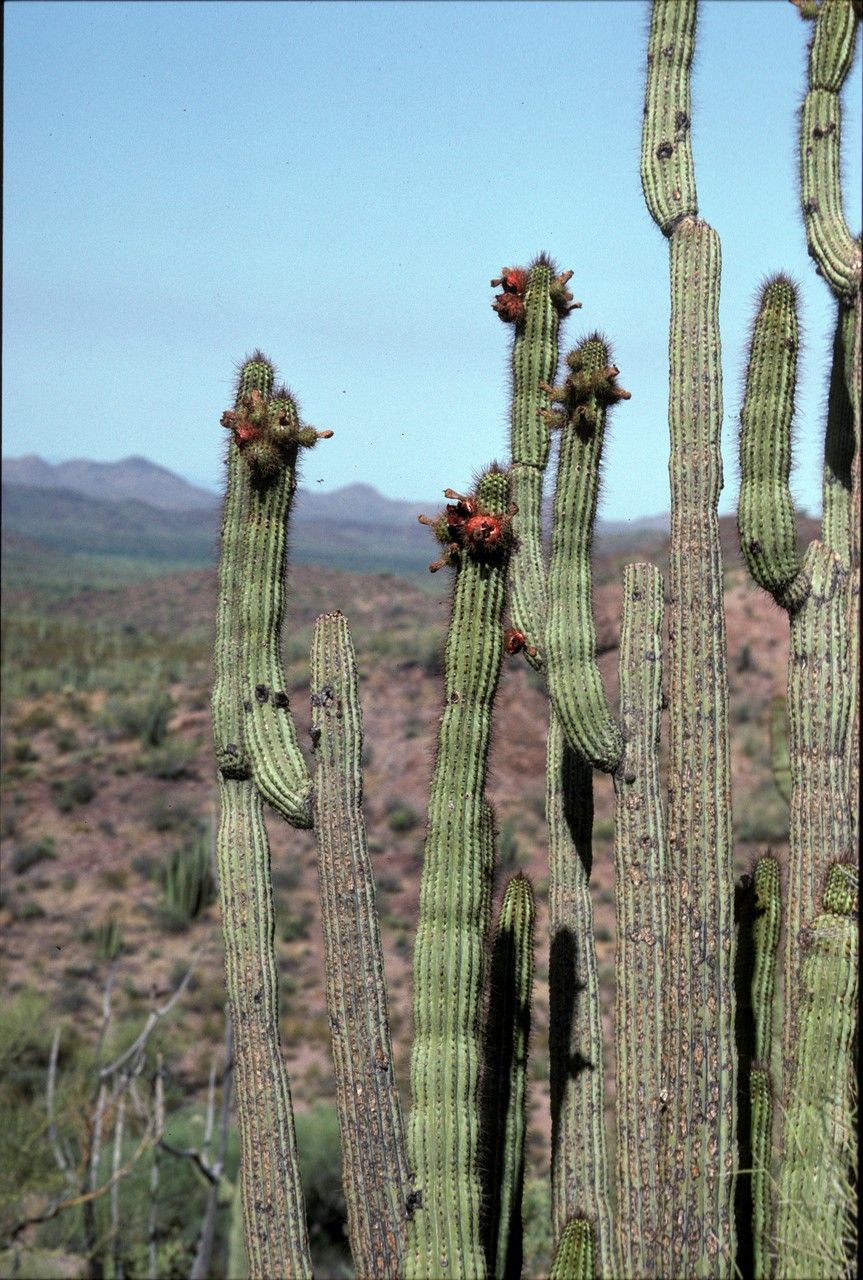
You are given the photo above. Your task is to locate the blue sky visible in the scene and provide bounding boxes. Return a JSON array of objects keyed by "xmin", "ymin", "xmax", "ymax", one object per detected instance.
[{"xmin": 3, "ymin": 0, "xmax": 861, "ymax": 520}]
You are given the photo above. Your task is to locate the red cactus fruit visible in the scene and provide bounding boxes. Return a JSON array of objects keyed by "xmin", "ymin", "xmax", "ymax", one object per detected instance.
[
  {"xmin": 464, "ymin": 513, "xmax": 506, "ymax": 552},
  {"xmin": 492, "ymin": 292, "xmax": 526, "ymax": 325},
  {"xmin": 504, "ymin": 627, "xmax": 538, "ymax": 657}
]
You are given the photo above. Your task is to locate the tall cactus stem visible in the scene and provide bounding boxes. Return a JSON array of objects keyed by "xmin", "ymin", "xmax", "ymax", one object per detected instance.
[
  {"xmin": 775, "ymin": 862, "xmax": 858, "ymax": 1279},
  {"xmin": 310, "ymin": 610, "xmax": 411, "ymax": 1279},
  {"xmin": 550, "ymin": 1218, "xmax": 596, "ymax": 1280},
  {"xmin": 545, "ymin": 335, "xmax": 630, "ymax": 773},
  {"xmin": 500, "ymin": 255, "xmax": 574, "ymax": 664},
  {"xmin": 547, "ymin": 711, "xmax": 617, "ymax": 1278},
  {"xmin": 479, "ymin": 873, "xmax": 535, "ymax": 1280},
  {"xmin": 738, "ymin": 276, "xmax": 802, "ymax": 606},
  {"xmin": 215, "ymin": 775, "xmax": 312, "ymax": 1279},
  {"xmin": 214, "ymin": 445, "xmax": 254, "ymax": 781},
  {"xmin": 613, "ymin": 563, "xmax": 667, "ymax": 1279},
  {"xmin": 641, "ymin": 0, "xmax": 698, "ymax": 235},
  {"xmin": 781, "ymin": 540, "xmax": 852, "ymax": 1075},
  {"xmin": 659, "ymin": 211, "xmax": 736, "ymax": 1278},
  {"xmin": 406, "ymin": 467, "xmax": 512, "ymax": 1280}
]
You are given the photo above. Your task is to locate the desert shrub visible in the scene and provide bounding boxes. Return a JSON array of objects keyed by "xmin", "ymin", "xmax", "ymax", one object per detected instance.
[
  {"xmin": 12, "ymin": 739, "xmax": 39, "ymax": 762},
  {"xmin": 11, "ymin": 898, "xmax": 46, "ymax": 921},
  {"xmin": 53, "ymin": 727, "xmax": 79, "ymax": 753},
  {"xmin": 141, "ymin": 738, "xmax": 197, "ymax": 780},
  {"xmin": 497, "ymin": 818, "xmax": 520, "ymax": 875},
  {"xmin": 280, "ymin": 907, "xmax": 313, "ymax": 943},
  {"xmin": 294, "ymin": 1104, "xmax": 351, "ymax": 1278},
  {"xmin": 91, "ymin": 918, "xmax": 123, "ymax": 962},
  {"xmin": 145, "ymin": 797, "xmax": 197, "ymax": 832},
  {"xmin": 157, "ymin": 830, "xmax": 215, "ymax": 930},
  {"xmin": 385, "ymin": 800, "xmax": 418, "ymax": 833},
  {"xmin": 98, "ymin": 690, "xmax": 173, "ymax": 746},
  {"xmin": 51, "ymin": 773, "xmax": 95, "ymax": 811},
  {"xmin": 11, "ymin": 837, "xmax": 56, "ymax": 875},
  {"xmin": 736, "ymin": 784, "xmax": 790, "ymax": 843}
]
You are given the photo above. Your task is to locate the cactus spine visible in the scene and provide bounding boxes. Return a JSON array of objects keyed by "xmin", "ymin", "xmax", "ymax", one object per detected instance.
[
  {"xmin": 550, "ymin": 1218, "xmax": 595, "ymax": 1280},
  {"xmin": 643, "ymin": 2, "xmax": 737, "ymax": 1272}
]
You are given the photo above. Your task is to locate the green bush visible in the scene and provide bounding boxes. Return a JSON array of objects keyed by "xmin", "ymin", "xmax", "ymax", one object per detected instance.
[
  {"xmin": 145, "ymin": 797, "xmax": 197, "ymax": 832},
  {"xmin": 385, "ymin": 800, "xmax": 418, "ymax": 833},
  {"xmin": 294, "ymin": 1104, "xmax": 352, "ymax": 1278},
  {"xmin": 158, "ymin": 830, "xmax": 215, "ymax": 930},
  {"xmin": 141, "ymin": 738, "xmax": 197, "ymax": 780},
  {"xmin": 51, "ymin": 774, "xmax": 95, "ymax": 812},
  {"xmin": 11, "ymin": 837, "xmax": 57, "ymax": 875},
  {"xmin": 99, "ymin": 690, "xmax": 173, "ymax": 746}
]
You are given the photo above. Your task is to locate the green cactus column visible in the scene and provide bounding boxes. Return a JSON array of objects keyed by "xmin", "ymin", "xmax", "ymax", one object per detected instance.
[
  {"xmin": 775, "ymin": 863, "xmax": 858, "ymax": 1279},
  {"xmin": 310, "ymin": 610, "xmax": 411, "ymax": 1279},
  {"xmin": 213, "ymin": 353, "xmax": 331, "ymax": 1277},
  {"xmin": 798, "ymin": 0, "xmax": 861, "ymax": 859},
  {"xmin": 642, "ymin": 4, "xmax": 737, "ymax": 1272},
  {"xmin": 613, "ymin": 563, "xmax": 667, "ymax": 1279},
  {"xmin": 737, "ymin": 281, "xmax": 854, "ymax": 1081},
  {"xmin": 494, "ymin": 257, "xmax": 577, "ymax": 664},
  {"xmin": 550, "ymin": 1218, "xmax": 595, "ymax": 1280},
  {"xmin": 407, "ymin": 467, "xmax": 514, "ymax": 1280}
]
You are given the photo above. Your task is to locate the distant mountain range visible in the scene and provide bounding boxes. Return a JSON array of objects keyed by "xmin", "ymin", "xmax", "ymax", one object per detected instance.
[{"xmin": 1, "ymin": 453, "xmax": 673, "ymax": 578}]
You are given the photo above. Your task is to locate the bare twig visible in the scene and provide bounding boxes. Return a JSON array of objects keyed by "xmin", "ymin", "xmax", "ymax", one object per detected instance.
[
  {"xmin": 147, "ymin": 1055, "xmax": 165, "ymax": 1280},
  {"xmin": 191, "ymin": 1009, "xmax": 235, "ymax": 1280},
  {"xmin": 99, "ymin": 943, "xmax": 204, "ymax": 1081},
  {"xmin": 110, "ymin": 1093, "xmax": 127, "ymax": 1280}
]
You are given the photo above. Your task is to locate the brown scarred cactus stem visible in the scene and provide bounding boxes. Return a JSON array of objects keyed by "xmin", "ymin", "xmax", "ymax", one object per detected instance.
[
  {"xmin": 310, "ymin": 611, "xmax": 411, "ymax": 1279},
  {"xmin": 613, "ymin": 563, "xmax": 668, "ymax": 1279},
  {"xmin": 545, "ymin": 335, "xmax": 630, "ymax": 774},
  {"xmin": 215, "ymin": 774, "xmax": 312, "ymax": 1279}
]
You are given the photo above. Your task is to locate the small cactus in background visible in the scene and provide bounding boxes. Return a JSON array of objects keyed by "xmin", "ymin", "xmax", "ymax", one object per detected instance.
[{"xmin": 210, "ymin": 2, "xmax": 859, "ymax": 1276}]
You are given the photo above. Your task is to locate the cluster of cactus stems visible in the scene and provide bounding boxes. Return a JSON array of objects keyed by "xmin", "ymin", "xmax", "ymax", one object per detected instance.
[{"xmin": 211, "ymin": 1, "xmax": 859, "ymax": 1276}]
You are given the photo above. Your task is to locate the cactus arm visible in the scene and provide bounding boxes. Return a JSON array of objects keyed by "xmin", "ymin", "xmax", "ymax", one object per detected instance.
[
  {"xmin": 640, "ymin": 0, "xmax": 698, "ymax": 235},
  {"xmin": 822, "ymin": 301, "xmax": 856, "ymax": 567},
  {"xmin": 479, "ymin": 873, "xmax": 535, "ymax": 1280},
  {"xmin": 738, "ymin": 276, "xmax": 805, "ymax": 607},
  {"xmin": 236, "ymin": 382, "xmax": 320, "ymax": 828},
  {"xmin": 613, "ymin": 563, "xmax": 668, "ymax": 1279},
  {"xmin": 215, "ymin": 775, "xmax": 312, "ymax": 1279},
  {"xmin": 406, "ymin": 467, "xmax": 512, "ymax": 1280},
  {"xmin": 545, "ymin": 337, "xmax": 630, "ymax": 773},
  {"xmin": 550, "ymin": 1218, "xmax": 595, "ymax": 1280},
  {"xmin": 310, "ymin": 610, "xmax": 411, "ymax": 1280},
  {"xmin": 498, "ymin": 256, "xmax": 576, "ymax": 664},
  {"xmin": 547, "ymin": 711, "xmax": 617, "ymax": 1278},
  {"xmin": 213, "ymin": 444, "xmax": 254, "ymax": 780},
  {"xmin": 775, "ymin": 863, "xmax": 858, "ymax": 1279}
]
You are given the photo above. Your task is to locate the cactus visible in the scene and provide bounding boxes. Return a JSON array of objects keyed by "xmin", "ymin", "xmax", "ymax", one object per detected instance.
[
  {"xmin": 310, "ymin": 610, "xmax": 411, "ymax": 1279},
  {"xmin": 407, "ymin": 467, "xmax": 513, "ymax": 1280},
  {"xmin": 642, "ymin": 2, "xmax": 737, "ymax": 1272},
  {"xmin": 209, "ymin": 3, "xmax": 859, "ymax": 1276}
]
